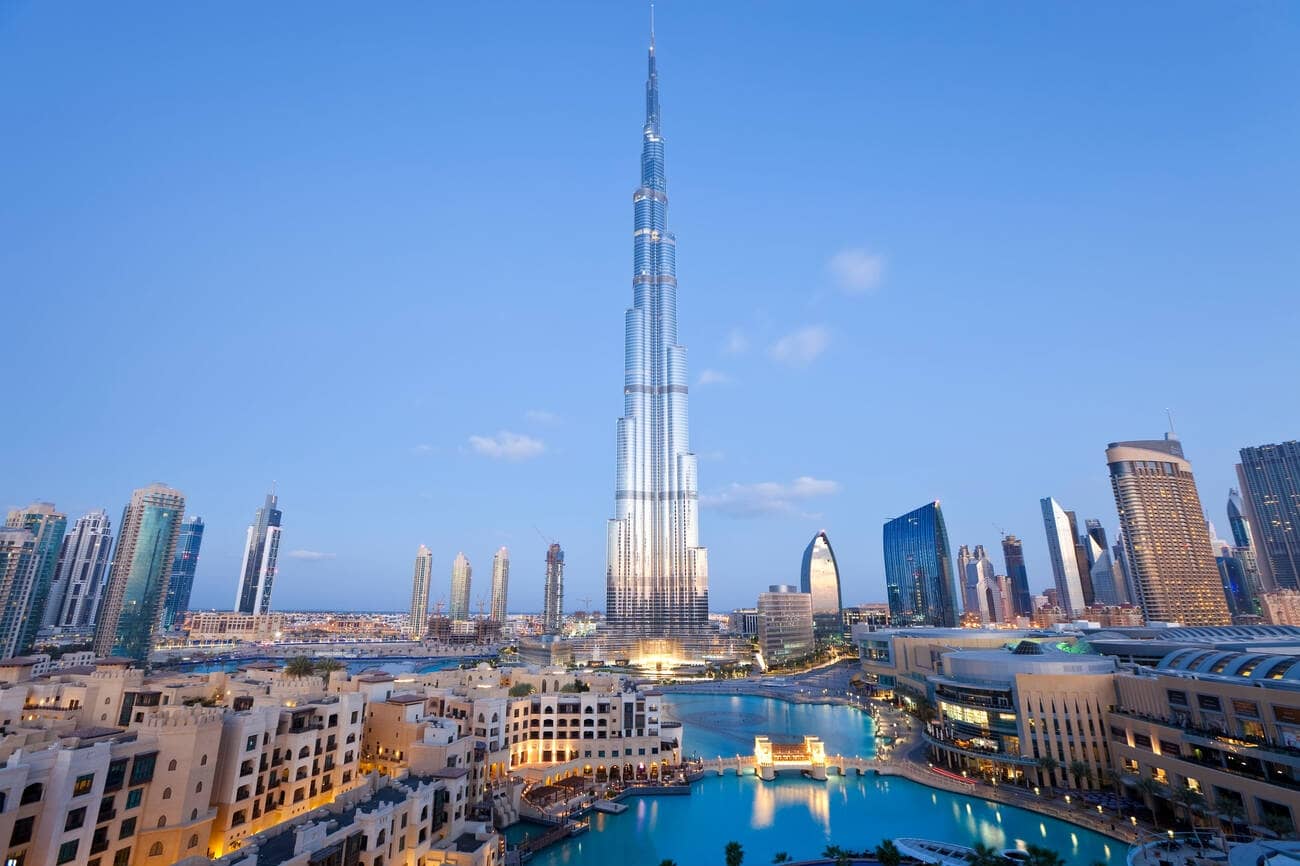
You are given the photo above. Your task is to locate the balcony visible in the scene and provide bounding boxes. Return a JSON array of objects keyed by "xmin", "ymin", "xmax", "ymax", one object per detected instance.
[{"xmin": 923, "ymin": 732, "xmax": 1037, "ymax": 766}]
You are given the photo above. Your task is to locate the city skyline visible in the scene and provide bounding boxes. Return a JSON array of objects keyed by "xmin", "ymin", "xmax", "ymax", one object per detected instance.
[{"xmin": 4, "ymin": 3, "xmax": 1298, "ymax": 613}]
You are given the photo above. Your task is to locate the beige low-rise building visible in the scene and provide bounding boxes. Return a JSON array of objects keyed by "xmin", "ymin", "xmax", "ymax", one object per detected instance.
[{"xmin": 1109, "ymin": 649, "xmax": 1300, "ymax": 833}]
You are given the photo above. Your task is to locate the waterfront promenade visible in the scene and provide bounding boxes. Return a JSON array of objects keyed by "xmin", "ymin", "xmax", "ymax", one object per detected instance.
[{"xmin": 663, "ymin": 662, "xmax": 1141, "ymax": 847}]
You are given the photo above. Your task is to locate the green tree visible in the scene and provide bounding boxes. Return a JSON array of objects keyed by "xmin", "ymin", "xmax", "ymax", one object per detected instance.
[
  {"xmin": 1068, "ymin": 759, "xmax": 1092, "ymax": 791},
  {"xmin": 508, "ymin": 683, "xmax": 535, "ymax": 697},
  {"xmin": 284, "ymin": 656, "xmax": 315, "ymax": 678},
  {"xmin": 874, "ymin": 839, "xmax": 902, "ymax": 866},
  {"xmin": 1264, "ymin": 812, "xmax": 1295, "ymax": 839},
  {"xmin": 1218, "ymin": 795, "xmax": 1246, "ymax": 833},
  {"xmin": 724, "ymin": 841, "xmax": 744, "ymax": 866},
  {"xmin": 1133, "ymin": 777, "xmax": 1164, "ymax": 828},
  {"xmin": 970, "ymin": 843, "xmax": 1004, "ymax": 866},
  {"xmin": 1023, "ymin": 845, "xmax": 1066, "ymax": 866},
  {"xmin": 659, "ymin": 861, "xmax": 678, "ymax": 866},
  {"xmin": 1036, "ymin": 755, "xmax": 1059, "ymax": 788},
  {"xmin": 315, "ymin": 658, "xmax": 345, "ymax": 683},
  {"xmin": 771, "ymin": 853, "xmax": 791, "ymax": 864},
  {"xmin": 1172, "ymin": 785, "xmax": 1206, "ymax": 827}
]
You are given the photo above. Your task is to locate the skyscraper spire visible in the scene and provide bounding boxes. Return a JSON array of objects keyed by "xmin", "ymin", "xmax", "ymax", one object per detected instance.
[{"xmin": 607, "ymin": 17, "xmax": 709, "ymax": 639}]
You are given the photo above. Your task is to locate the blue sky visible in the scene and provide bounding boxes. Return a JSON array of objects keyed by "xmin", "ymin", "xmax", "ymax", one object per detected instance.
[{"xmin": 3, "ymin": 2, "xmax": 1298, "ymax": 614}]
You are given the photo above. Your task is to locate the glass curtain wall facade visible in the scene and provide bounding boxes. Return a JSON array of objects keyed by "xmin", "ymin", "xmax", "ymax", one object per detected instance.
[
  {"xmin": 1001, "ymin": 535, "xmax": 1033, "ymax": 617},
  {"xmin": 1238, "ymin": 442, "xmax": 1300, "ymax": 591},
  {"xmin": 449, "ymin": 552, "xmax": 472, "ymax": 621},
  {"xmin": 234, "ymin": 492, "xmax": 282, "ymax": 615},
  {"xmin": 605, "ymin": 27, "xmax": 709, "ymax": 637},
  {"xmin": 1041, "ymin": 497, "xmax": 1087, "ymax": 616},
  {"xmin": 884, "ymin": 501, "xmax": 958, "ymax": 627},
  {"xmin": 163, "ymin": 515, "xmax": 203, "ymax": 630},
  {"xmin": 490, "ymin": 547, "xmax": 510, "ymax": 622},
  {"xmin": 5, "ymin": 502, "xmax": 67, "ymax": 653},
  {"xmin": 409, "ymin": 544, "xmax": 433, "ymax": 638},
  {"xmin": 800, "ymin": 530, "xmax": 843, "ymax": 639},
  {"xmin": 93, "ymin": 483, "xmax": 186, "ymax": 661},
  {"xmin": 0, "ymin": 528, "xmax": 38, "ymax": 658}
]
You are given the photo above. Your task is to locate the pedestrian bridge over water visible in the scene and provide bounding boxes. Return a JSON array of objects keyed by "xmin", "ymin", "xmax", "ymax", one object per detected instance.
[{"xmin": 695, "ymin": 736, "xmax": 881, "ymax": 781}]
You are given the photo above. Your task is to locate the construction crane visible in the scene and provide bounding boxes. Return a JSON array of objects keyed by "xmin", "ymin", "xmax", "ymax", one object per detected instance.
[{"xmin": 432, "ymin": 596, "xmax": 446, "ymax": 617}]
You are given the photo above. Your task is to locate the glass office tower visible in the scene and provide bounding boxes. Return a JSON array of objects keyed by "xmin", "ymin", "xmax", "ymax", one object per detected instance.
[
  {"xmin": 884, "ymin": 501, "xmax": 958, "ymax": 627},
  {"xmin": 800, "ymin": 530, "xmax": 843, "ymax": 639},
  {"xmin": 1001, "ymin": 534, "xmax": 1033, "ymax": 617},
  {"xmin": 1237, "ymin": 442, "xmax": 1300, "ymax": 591},
  {"xmin": 5, "ymin": 502, "xmax": 68, "ymax": 652},
  {"xmin": 163, "ymin": 516, "xmax": 203, "ymax": 630},
  {"xmin": 234, "ymin": 491, "xmax": 282, "ymax": 615}
]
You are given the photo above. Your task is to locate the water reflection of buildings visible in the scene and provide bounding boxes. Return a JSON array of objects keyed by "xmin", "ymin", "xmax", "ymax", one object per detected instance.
[{"xmin": 751, "ymin": 780, "xmax": 831, "ymax": 831}]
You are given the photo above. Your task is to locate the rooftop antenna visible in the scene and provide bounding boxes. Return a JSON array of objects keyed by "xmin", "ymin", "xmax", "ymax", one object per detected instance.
[
  {"xmin": 1165, "ymin": 408, "xmax": 1178, "ymax": 438},
  {"xmin": 650, "ymin": 0, "xmax": 655, "ymax": 52}
]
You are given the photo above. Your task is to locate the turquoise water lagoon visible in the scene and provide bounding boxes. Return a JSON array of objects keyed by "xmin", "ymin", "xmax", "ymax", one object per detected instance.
[{"xmin": 531, "ymin": 693, "xmax": 1122, "ymax": 865}]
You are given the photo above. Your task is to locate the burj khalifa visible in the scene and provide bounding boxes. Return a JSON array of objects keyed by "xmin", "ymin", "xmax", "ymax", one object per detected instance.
[{"xmin": 604, "ymin": 19, "xmax": 711, "ymax": 641}]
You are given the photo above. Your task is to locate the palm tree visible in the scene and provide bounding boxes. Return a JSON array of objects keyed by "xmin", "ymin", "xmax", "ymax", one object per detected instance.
[
  {"xmin": 284, "ymin": 656, "xmax": 315, "ymax": 678},
  {"xmin": 874, "ymin": 840, "xmax": 902, "ymax": 866},
  {"xmin": 1264, "ymin": 812, "xmax": 1295, "ymax": 839},
  {"xmin": 771, "ymin": 853, "xmax": 791, "ymax": 864},
  {"xmin": 659, "ymin": 861, "xmax": 678, "ymax": 866},
  {"xmin": 1068, "ymin": 759, "xmax": 1092, "ymax": 792},
  {"xmin": 1022, "ymin": 844, "xmax": 1066, "ymax": 866},
  {"xmin": 1036, "ymin": 755, "xmax": 1059, "ymax": 789},
  {"xmin": 1133, "ymin": 777, "xmax": 1163, "ymax": 828},
  {"xmin": 724, "ymin": 841, "xmax": 745, "ymax": 866},
  {"xmin": 1172, "ymin": 785, "xmax": 1206, "ymax": 828},
  {"xmin": 970, "ymin": 843, "xmax": 1004, "ymax": 866},
  {"xmin": 1218, "ymin": 796, "xmax": 1246, "ymax": 834},
  {"xmin": 315, "ymin": 658, "xmax": 345, "ymax": 683}
]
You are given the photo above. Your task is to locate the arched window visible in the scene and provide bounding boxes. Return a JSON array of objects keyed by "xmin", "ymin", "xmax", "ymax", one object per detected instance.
[
  {"xmin": 168, "ymin": 759, "xmax": 178, "ymax": 771},
  {"xmin": 20, "ymin": 783, "xmax": 42, "ymax": 805},
  {"xmin": 195, "ymin": 781, "xmax": 203, "ymax": 793},
  {"xmin": 377, "ymin": 829, "xmax": 386, "ymax": 845},
  {"xmin": 477, "ymin": 713, "xmax": 484, "ymax": 723},
  {"xmin": 149, "ymin": 842, "xmax": 164, "ymax": 856},
  {"xmin": 188, "ymin": 834, "xmax": 199, "ymax": 849},
  {"xmin": 298, "ymin": 746, "xmax": 310, "ymax": 759},
  {"xmin": 162, "ymin": 787, "xmax": 172, "ymax": 800},
  {"xmin": 157, "ymin": 816, "xmax": 167, "ymax": 828},
  {"xmin": 200, "ymin": 754, "xmax": 208, "ymax": 765},
  {"xmin": 190, "ymin": 809, "xmax": 198, "ymax": 821},
  {"xmin": 491, "ymin": 712, "xmax": 498, "ymax": 722}
]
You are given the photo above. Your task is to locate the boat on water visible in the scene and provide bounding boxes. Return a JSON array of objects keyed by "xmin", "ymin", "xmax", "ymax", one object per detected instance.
[{"xmin": 894, "ymin": 838, "xmax": 1028, "ymax": 865}]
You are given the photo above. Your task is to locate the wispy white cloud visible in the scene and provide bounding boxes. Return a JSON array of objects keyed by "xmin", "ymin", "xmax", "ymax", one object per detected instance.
[
  {"xmin": 701, "ymin": 476, "xmax": 841, "ymax": 517},
  {"xmin": 828, "ymin": 247, "xmax": 885, "ymax": 294},
  {"xmin": 410, "ymin": 443, "xmax": 435, "ymax": 456},
  {"xmin": 525, "ymin": 409, "xmax": 560, "ymax": 424},
  {"xmin": 769, "ymin": 325, "xmax": 830, "ymax": 365},
  {"xmin": 723, "ymin": 329, "xmax": 749, "ymax": 355},
  {"xmin": 697, "ymin": 368, "xmax": 731, "ymax": 386},
  {"xmin": 287, "ymin": 549, "xmax": 336, "ymax": 561},
  {"xmin": 468, "ymin": 431, "xmax": 545, "ymax": 461}
]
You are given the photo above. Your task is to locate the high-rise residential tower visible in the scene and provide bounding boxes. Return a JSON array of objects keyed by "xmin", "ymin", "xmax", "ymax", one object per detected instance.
[
  {"xmin": 5, "ymin": 502, "xmax": 68, "ymax": 652},
  {"xmin": 1227, "ymin": 488, "xmax": 1256, "ymax": 551},
  {"xmin": 543, "ymin": 543, "xmax": 564, "ymax": 635},
  {"xmin": 450, "ymin": 552, "xmax": 472, "ymax": 621},
  {"xmin": 604, "ymin": 22, "xmax": 710, "ymax": 641},
  {"xmin": 50, "ymin": 508, "xmax": 114, "ymax": 629},
  {"xmin": 1001, "ymin": 534, "xmax": 1032, "ymax": 617},
  {"xmin": 1237, "ymin": 442, "xmax": 1300, "ymax": 591},
  {"xmin": 800, "ymin": 530, "xmax": 843, "ymax": 640},
  {"xmin": 1108, "ymin": 434, "xmax": 1231, "ymax": 625},
  {"xmin": 408, "ymin": 545, "xmax": 433, "ymax": 638},
  {"xmin": 94, "ymin": 483, "xmax": 187, "ymax": 661},
  {"xmin": 234, "ymin": 491, "xmax": 282, "ymax": 615},
  {"xmin": 490, "ymin": 547, "xmax": 510, "ymax": 623},
  {"xmin": 163, "ymin": 516, "xmax": 204, "ymax": 630},
  {"xmin": 1041, "ymin": 497, "xmax": 1087, "ymax": 616},
  {"xmin": 883, "ymin": 501, "xmax": 958, "ymax": 627},
  {"xmin": 0, "ymin": 527, "xmax": 38, "ymax": 658}
]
